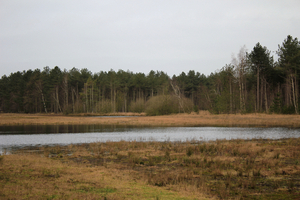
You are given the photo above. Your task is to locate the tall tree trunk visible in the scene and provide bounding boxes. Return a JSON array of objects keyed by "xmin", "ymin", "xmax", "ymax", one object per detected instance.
[
  {"xmin": 35, "ymin": 96, "xmax": 37, "ymax": 113},
  {"xmin": 91, "ymin": 83, "xmax": 93, "ymax": 113},
  {"xmin": 285, "ymin": 76, "xmax": 292, "ymax": 107},
  {"xmin": 239, "ymin": 78, "xmax": 244, "ymax": 112},
  {"xmin": 264, "ymin": 78, "xmax": 268, "ymax": 113},
  {"xmin": 76, "ymin": 83, "xmax": 79, "ymax": 112},
  {"xmin": 257, "ymin": 66, "xmax": 260, "ymax": 112},
  {"xmin": 72, "ymin": 88, "xmax": 75, "ymax": 113},
  {"xmin": 110, "ymin": 81, "xmax": 113, "ymax": 112},
  {"xmin": 133, "ymin": 90, "xmax": 135, "ymax": 101},
  {"xmin": 55, "ymin": 86, "xmax": 62, "ymax": 113},
  {"xmin": 291, "ymin": 74, "xmax": 298, "ymax": 114},
  {"xmin": 260, "ymin": 81, "xmax": 263, "ymax": 111},
  {"xmin": 229, "ymin": 77, "xmax": 232, "ymax": 114},
  {"xmin": 124, "ymin": 87, "xmax": 127, "ymax": 113},
  {"xmin": 90, "ymin": 87, "xmax": 92, "ymax": 113},
  {"xmin": 296, "ymin": 72, "xmax": 298, "ymax": 113},
  {"xmin": 35, "ymin": 82, "xmax": 47, "ymax": 113},
  {"xmin": 97, "ymin": 86, "xmax": 102, "ymax": 112},
  {"xmin": 125, "ymin": 94, "xmax": 127, "ymax": 112},
  {"xmin": 63, "ymin": 75, "xmax": 68, "ymax": 112},
  {"xmin": 85, "ymin": 83, "xmax": 88, "ymax": 113},
  {"xmin": 170, "ymin": 80, "xmax": 185, "ymax": 113},
  {"xmin": 102, "ymin": 86, "xmax": 104, "ymax": 112},
  {"xmin": 114, "ymin": 88, "xmax": 116, "ymax": 113},
  {"xmin": 139, "ymin": 88, "xmax": 141, "ymax": 99}
]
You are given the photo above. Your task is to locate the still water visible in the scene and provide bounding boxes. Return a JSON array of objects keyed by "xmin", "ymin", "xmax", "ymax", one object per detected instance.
[{"xmin": 0, "ymin": 125, "xmax": 300, "ymax": 153}]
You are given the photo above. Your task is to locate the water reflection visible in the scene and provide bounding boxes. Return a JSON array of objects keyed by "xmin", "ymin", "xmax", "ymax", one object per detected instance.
[
  {"xmin": 0, "ymin": 125, "xmax": 300, "ymax": 154},
  {"xmin": 0, "ymin": 124, "xmax": 131, "ymax": 134}
]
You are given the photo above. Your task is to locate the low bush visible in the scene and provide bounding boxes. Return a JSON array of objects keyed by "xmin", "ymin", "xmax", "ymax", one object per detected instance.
[
  {"xmin": 145, "ymin": 95, "xmax": 194, "ymax": 116},
  {"xmin": 97, "ymin": 99, "xmax": 113, "ymax": 113},
  {"xmin": 129, "ymin": 98, "xmax": 145, "ymax": 113}
]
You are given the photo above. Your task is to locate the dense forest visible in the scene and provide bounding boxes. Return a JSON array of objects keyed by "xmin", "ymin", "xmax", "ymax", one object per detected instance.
[{"xmin": 0, "ymin": 35, "xmax": 299, "ymax": 115}]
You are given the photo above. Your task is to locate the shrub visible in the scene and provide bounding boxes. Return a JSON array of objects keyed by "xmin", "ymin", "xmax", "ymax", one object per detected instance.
[
  {"xmin": 193, "ymin": 105, "xmax": 199, "ymax": 113},
  {"xmin": 97, "ymin": 99, "xmax": 113, "ymax": 113},
  {"xmin": 145, "ymin": 95, "xmax": 194, "ymax": 116},
  {"xmin": 282, "ymin": 105, "xmax": 296, "ymax": 114},
  {"xmin": 269, "ymin": 93, "xmax": 282, "ymax": 114},
  {"xmin": 129, "ymin": 98, "xmax": 145, "ymax": 113},
  {"xmin": 63, "ymin": 104, "xmax": 73, "ymax": 115}
]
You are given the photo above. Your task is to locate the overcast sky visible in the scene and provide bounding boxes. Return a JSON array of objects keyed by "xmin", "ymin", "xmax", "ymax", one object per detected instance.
[{"xmin": 1, "ymin": 0, "xmax": 299, "ymax": 78}]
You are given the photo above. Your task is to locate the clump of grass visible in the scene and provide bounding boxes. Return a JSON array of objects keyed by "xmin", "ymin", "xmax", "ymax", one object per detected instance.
[
  {"xmin": 3, "ymin": 137, "xmax": 300, "ymax": 199},
  {"xmin": 0, "ymin": 156, "xmax": 3, "ymax": 164},
  {"xmin": 186, "ymin": 146, "xmax": 194, "ymax": 157},
  {"xmin": 274, "ymin": 152, "xmax": 280, "ymax": 159},
  {"xmin": 253, "ymin": 169, "xmax": 261, "ymax": 177},
  {"xmin": 75, "ymin": 185, "xmax": 117, "ymax": 195},
  {"xmin": 49, "ymin": 145, "xmax": 63, "ymax": 154},
  {"xmin": 287, "ymin": 179, "xmax": 295, "ymax": 193},
  {"xmin": 164, "ymin": 150, "xmax": 170, "ymax": 161},
  {"xmin": 42, "ymin": 167, "xmax": 61, "ymax": 178},
  {"xmin": 116, "ymin": 152, "xmax": 126, "ymax": 160}
]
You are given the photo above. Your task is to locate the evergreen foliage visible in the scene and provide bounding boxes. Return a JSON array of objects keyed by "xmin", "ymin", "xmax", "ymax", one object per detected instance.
[{"xmin": 0, "ymin": 35, "xmax": 299, "ymax": 115}]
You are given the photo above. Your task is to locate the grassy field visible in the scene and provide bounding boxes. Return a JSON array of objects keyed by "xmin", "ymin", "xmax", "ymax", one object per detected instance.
[
  {"xmin": 1, "ymin": 112, "xmax": 300, "ymax": 127},
  {"xmin": 1, "ymin": 112, "xmax": 300, "ymax": 199},
  {"xmin": 1, "ymin": 138, "xmax": 300, "ymax": 199}
]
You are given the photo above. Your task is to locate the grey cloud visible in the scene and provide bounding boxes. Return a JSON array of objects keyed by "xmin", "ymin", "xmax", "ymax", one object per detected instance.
[{"xmin": 1, "ymin": 0, "xmax": 299, "ymax": 77}]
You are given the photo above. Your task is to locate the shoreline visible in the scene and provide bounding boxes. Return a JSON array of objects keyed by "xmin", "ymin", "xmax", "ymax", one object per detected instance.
[
  {"xmin": 1, "ymin": 138, "xmax": 300, "ymax": 199},
  {"xmin": 1, "ymin": 112, "xmax": 300, "ymax": 128}
]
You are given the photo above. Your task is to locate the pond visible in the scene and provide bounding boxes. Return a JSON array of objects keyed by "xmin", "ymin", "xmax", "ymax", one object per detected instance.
[{"xmin": 0, "ymin": 125, "xmax": 300, "ymax": 154}]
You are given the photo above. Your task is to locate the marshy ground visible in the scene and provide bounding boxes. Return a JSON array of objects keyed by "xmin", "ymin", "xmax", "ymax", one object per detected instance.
[
  {"xmin": 1, "ymin": 138, "xmax": 300, "ymax": 199},
  {"xmin": 1, "ymin": 112, "xmax": 300, "ymax": 128}
]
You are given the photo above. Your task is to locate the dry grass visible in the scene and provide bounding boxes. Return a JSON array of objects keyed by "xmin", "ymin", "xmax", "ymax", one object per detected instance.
[
  {"xmin": 1, "ymin": 112, "xmax": 300, "ymax": 127},
  {"xmin": 2, "ymin": 138, "xmax": 300, "ymax": 199},
  {"xmin": 0, "ymin": 152, "xmax": 200, "ymax": 199}
]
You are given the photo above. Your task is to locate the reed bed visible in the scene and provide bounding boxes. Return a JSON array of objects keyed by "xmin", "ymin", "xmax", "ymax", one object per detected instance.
[
  {"xmin": 1, "ymin": 112, "xmax": 300, "ymax": 127},
  {"xmin": 1, "ymin": 138, "xmax": 300, "ymax": 199}
]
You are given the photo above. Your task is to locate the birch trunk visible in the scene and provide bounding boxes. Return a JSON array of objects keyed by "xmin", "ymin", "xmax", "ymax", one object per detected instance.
[
  {"xmin": 35, "ymin": 82, "xmax": 47, "ymax": 113},
  {"xmin": 264, "ymin": 78, "xmax": 268, "ymax": 113},
  {"xmin": 291, "ymin": 75, "xmax": 298, "ymax": 114}
]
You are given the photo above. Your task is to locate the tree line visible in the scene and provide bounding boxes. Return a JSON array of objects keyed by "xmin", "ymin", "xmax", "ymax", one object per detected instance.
[{"xmin": 0, "ymin": 35, "xmax": 299, "ymax": 115}]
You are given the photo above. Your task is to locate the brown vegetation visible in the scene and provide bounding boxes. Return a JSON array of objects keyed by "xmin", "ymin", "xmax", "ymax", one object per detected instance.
[
  {"xmin": 1, "ymin": 138, "xmax": 300, "ymax": 199},
  {"xmin": 1, "ymin": 112, "xmax": 300, "ymax": 128},
  {"xmin": 0, "ymin": 153, "xmax": 195, "ymax": 199}
]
